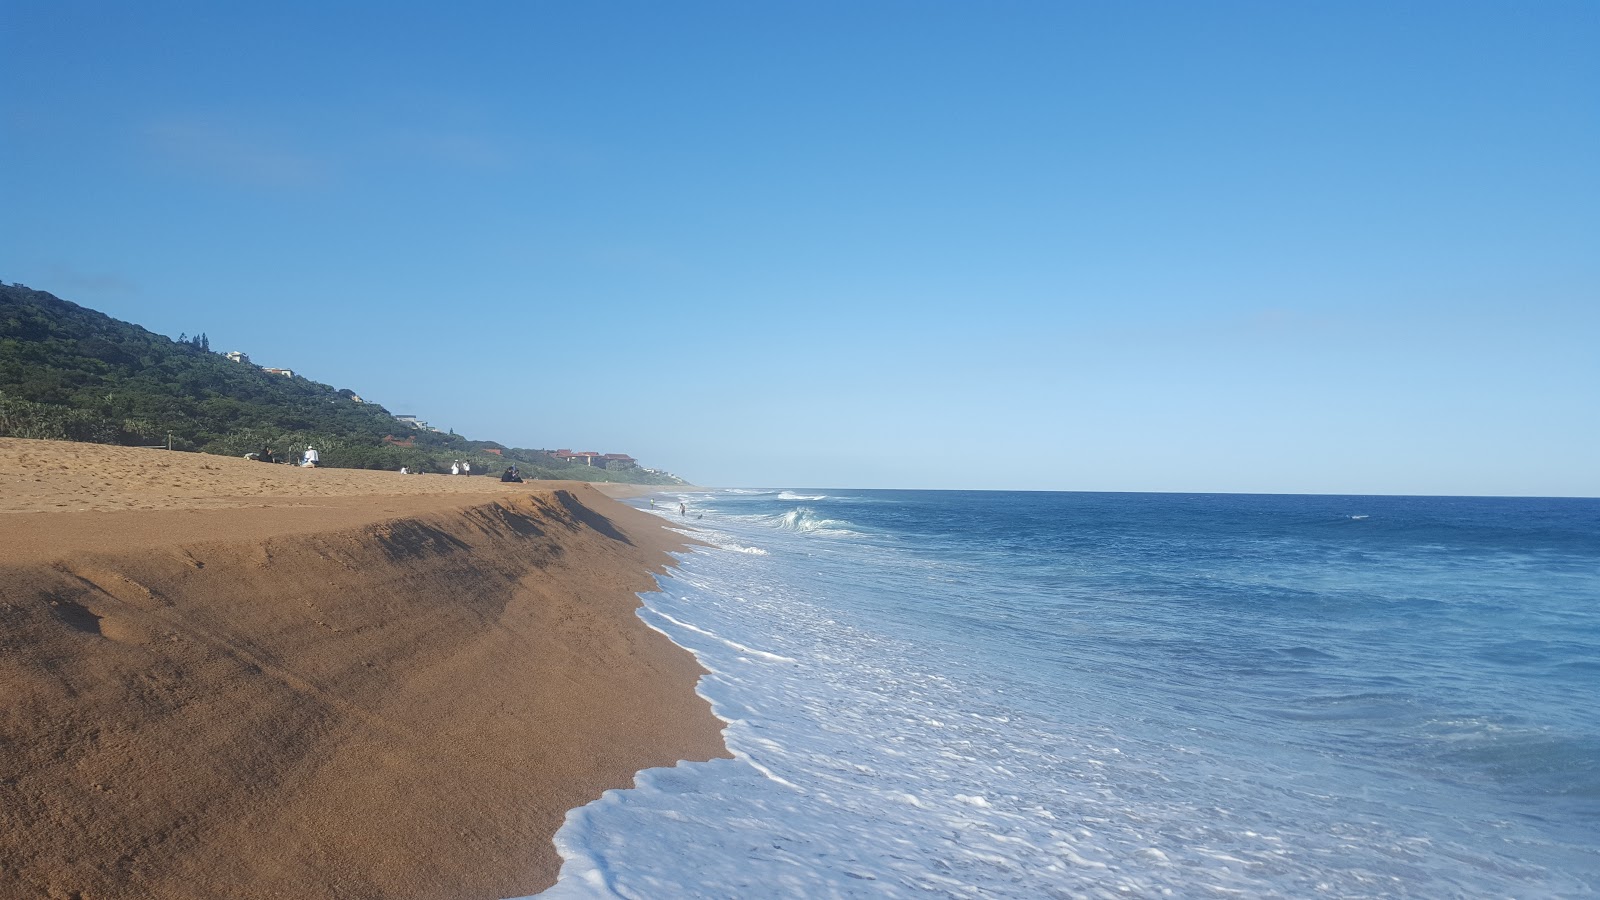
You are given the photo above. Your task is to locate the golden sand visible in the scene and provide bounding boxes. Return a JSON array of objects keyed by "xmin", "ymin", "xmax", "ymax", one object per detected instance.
[{"xmin": 0, "ymin": 438, "xmax": 724, "ymax": 899}]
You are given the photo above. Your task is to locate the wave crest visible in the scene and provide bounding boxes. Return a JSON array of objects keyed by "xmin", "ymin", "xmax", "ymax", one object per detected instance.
[{"xmin": 770, "ymin": 507, "xmax": 857, "ymax": 536}]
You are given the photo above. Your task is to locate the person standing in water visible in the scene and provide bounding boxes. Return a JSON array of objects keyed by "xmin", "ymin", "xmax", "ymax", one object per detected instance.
[{"xmin": 679, "ymin": 501, "xmax": 687, "ymax": 516}]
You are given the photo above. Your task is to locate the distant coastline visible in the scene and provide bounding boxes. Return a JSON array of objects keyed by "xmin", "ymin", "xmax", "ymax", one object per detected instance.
[{"xmin": 0, "ymin": 282, "xmax": 688, "ymax": 485}]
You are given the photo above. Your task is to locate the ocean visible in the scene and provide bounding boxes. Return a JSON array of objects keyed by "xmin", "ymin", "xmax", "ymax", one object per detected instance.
[{"xmin": 530, "ymin": 490, "xmax": 1600, "ymax": 898}]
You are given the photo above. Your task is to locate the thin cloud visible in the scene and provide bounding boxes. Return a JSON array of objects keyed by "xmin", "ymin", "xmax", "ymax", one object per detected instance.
[
  {"xmin": 1243, "ymin": 307, "xmax": 1340, "ymax": 334},
  {"xmin": 397, "ymin": 131, "xmax": 512, "ymax": 170},
  {"xmin": 583, "ymin": 243, "xmax": 694, "ymax": 278},
  {"xmin": 44, "ymin": 264, "xmax": 138, "ymax": 294},
  {"xmin": 385, "ymin": 128, "xmax": 601, "ymax": 173},
  {"xmin": 143, "ymin": 118, "xmax": 329, "ymax": 188}
]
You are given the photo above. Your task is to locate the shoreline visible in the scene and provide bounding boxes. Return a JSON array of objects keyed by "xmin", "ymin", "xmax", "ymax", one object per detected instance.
[{"xmin": 0, "ymin": 438, "xmax": 729, "ymax": 899}]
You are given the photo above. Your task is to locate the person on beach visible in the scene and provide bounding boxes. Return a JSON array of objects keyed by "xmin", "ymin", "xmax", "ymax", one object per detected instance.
[
  {"xmin": 451, "ymin": 461, "xmax": 460, "ymax": 476},
  {"xmin": 500, "ymin": 466, "xmax": 522, "ymax": 483},
  {"xmin": 679, "ymin": 502, "xmax": 687, "ymax": 516},
  {"xmin": 463, "ymin": 461, "xmax": 472, "ymax": 475},
  {"xmin": 399, "ymin": 466, "xmax": 409, "ymax": 475},
  {"xmin": 302, "ymin": 445, "xmax": 319, "ymax": 468},
  {"xmin": 258, "ymin": 444, "xmax": 275, "ymax": 464}
]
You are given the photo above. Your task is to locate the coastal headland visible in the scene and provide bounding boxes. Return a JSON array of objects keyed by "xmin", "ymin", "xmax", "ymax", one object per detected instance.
[{"xmin": 0, "ymin": 438, "xmax": 725, "ymax": 899}]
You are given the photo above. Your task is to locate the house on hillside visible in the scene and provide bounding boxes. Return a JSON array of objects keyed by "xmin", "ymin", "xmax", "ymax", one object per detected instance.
[
  {"xmin": 552, "ymin": 449, "xmax": 597, "ymax": 466},
  {"xmin": 551, "ymin": 448, "xmax": 637, "ymax": 469},
  {"xmin": 394, "ymin": 414, "xmax": 428, "ymax": 429},
  {"xmin": 262, "ymin": 367, "xmax": 294, "ymax": 377},
  {"xmin": 225, "ymin": 351, "xmax": 251, "ymax": 364}
]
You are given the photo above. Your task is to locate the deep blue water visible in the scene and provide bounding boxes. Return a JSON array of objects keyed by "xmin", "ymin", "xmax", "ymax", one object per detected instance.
[{"xmin": 535, "ymin": 490, "xmax": 1600, "ymax": 898}]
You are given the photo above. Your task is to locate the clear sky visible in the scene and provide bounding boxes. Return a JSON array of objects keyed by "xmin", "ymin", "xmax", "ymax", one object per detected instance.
[{"xmin": 3, "ymin": 1, "xmax": 1596, "ymax": 494}]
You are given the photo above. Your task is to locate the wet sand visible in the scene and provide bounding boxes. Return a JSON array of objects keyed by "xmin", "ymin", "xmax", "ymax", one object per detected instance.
[{"xmin": 0, "ymin": 438, "xmax": 727, "ymax": 899}]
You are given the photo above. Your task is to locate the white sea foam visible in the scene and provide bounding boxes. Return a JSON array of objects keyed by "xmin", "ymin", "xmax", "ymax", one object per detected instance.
[
  {"xmin": 531, "ymin": 494, "xmax": 1598, "ymax": 899},
  {"xmin": 646, "ymin": 610, "xmax": 797, "ymax": 664},
  {"xmin": 770, "ymin": 506, "xmax": 858, "ymax": 536},
  {"xmin": 778, "ymin": 491, "xmax": 827, "ymax": 501},
  {"xmin": 704, "ymin": 537, "xmax": 768, "ymax": 555}
]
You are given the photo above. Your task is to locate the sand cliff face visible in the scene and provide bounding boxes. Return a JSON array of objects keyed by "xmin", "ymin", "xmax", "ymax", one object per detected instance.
[{"xmin": 0, "ymin": 448, "xmax": 724, "ymax": 900}]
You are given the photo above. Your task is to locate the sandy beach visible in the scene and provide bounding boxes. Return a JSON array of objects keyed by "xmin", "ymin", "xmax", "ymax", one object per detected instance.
[{"xmin": 0, "ymin": 438, "xmax": 725, "ymax": 899}]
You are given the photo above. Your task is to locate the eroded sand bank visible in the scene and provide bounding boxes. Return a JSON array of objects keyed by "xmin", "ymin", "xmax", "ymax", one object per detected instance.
[{"xmin": 0, "ymin": 438, "xmax": 724, "ymax": 899}]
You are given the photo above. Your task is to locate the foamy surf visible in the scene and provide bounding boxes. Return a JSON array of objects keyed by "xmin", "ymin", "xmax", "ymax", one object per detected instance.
[
  {"xmin": 531, "ymin": 490, "xmax": 1600, "ymax": 898},
  {"xmin": 770, "ymin": 506, "xmax": 858, "ymax": 536},
  {"xmin": 646, "ymin": 609, "xmax": 796, "ymax": 664},
  {"xmin": 706, "ymin": 538, "xmax": 767, "ymax": 555}
]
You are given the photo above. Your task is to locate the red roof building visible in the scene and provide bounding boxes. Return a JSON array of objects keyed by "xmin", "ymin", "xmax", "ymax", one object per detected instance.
[{"xmin": 551, "ymin": 449, "xmax": 636, "ymax": 468}]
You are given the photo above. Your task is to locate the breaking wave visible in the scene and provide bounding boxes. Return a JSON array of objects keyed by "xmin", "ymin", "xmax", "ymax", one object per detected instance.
[
  {"xmin": 769, "ymin": 507, "xmax": 858, "ymax": 536},
  {"xmin": 709, "ymin": 539, "xmax": 768, "ymax": 555}
]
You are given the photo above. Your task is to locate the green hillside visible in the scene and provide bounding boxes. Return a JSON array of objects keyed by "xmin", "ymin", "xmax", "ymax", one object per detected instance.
[{"xmin": 0, "ymin": 282, "xmax": 684, "ymax": 483}]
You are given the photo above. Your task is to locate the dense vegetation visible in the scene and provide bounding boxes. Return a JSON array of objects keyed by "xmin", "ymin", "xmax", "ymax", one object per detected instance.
[{"xmin": 0, "ymin": 282, "xmax": 685, "ymax": 483}]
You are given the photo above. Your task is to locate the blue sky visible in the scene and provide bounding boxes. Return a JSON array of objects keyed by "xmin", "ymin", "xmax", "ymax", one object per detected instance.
[{"xmin": 3, "ymin": 1, "xmax": 1596, "ymax": 494}]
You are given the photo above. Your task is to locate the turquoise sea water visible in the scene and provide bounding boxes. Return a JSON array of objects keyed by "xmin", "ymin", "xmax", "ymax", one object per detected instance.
[{"xmin": 533, "ymin": 491, "xmax": 1599, "ymax": 898}]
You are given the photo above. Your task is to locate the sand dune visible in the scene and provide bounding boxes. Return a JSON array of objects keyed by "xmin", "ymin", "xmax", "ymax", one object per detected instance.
[{"xmin": 0, "ymin": 439, "xmax": 724, "ymax": 899}]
